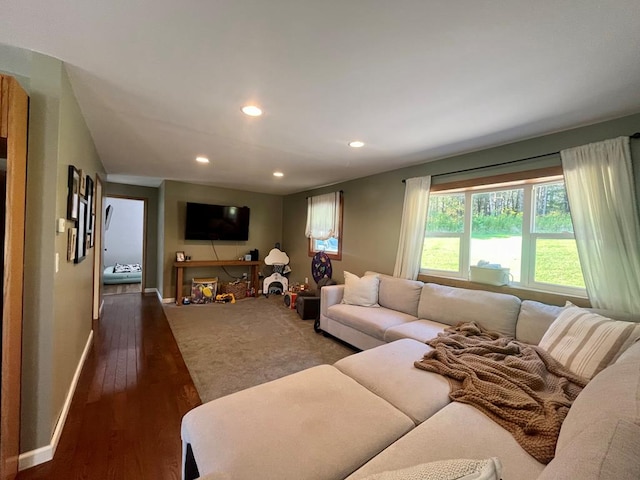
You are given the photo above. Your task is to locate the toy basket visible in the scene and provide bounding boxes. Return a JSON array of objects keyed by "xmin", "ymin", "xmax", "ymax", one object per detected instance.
[
  {"xmin": 191, "ymin": 277, "xmax": 218, "ymax": 304},
  {"xmin": 221, "ymin": 281, "xmax": 248, "ymax": 300}
]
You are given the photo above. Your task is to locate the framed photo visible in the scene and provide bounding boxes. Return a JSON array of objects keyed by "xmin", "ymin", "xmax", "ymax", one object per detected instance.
[
  {"xmin": 74, "ymin": 198, "xmax": 88, "ymax": 263},
  {"xmin": 67, "ymin": 227, "xmax": 77, "ymax": 262},
  {"xmin": 85, "ymin": 176, "xmax": 94, "ymax": 248},
  {"xmin": 89, "ymin": 214, "xmax": 96, "ymax": 248},
  {"xmin": 176, "ymin": 251, "xmax": 185, "ymax": 262},
  {"xmin": 79, "ymin": 169, "xmax": 86, "ymax": 197},
  {"xmin": 67, "ymin": 165, "xmax": 80, "ymax": 220}
]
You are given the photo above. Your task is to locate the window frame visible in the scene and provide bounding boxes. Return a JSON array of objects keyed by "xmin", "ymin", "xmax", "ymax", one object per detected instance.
[{"xmin": 421, "ymin": 167, "xmax": 586, "ymax": 296}]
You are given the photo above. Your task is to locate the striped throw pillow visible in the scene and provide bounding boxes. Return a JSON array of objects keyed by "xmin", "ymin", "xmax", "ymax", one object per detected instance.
[{"xmin": 539, "ymin": 305, "xmax": 640, "ymax": 380}]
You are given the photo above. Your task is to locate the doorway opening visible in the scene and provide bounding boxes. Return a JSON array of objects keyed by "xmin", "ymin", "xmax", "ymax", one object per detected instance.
[{"xmin": 103, "ymin": 197, "xmax": 145, "ymax": 295}]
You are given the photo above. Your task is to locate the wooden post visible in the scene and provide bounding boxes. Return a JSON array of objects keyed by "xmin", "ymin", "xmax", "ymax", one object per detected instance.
[{"xmin": 1, "ymin": 74, "xmax": 28, "ymax": 480}]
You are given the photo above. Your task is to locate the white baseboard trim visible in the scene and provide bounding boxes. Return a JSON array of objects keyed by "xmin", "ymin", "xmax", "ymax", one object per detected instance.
[
  {"xmin": 144, "ymin": 287, "xmax": 158, "ymax": 294},
  {"xmin": 18, "ymin": 329, "xmax": 94, "ymax": 471},
  {"xmin": 161, "ymin": 296, "xmax": 175, "ymax": 304}
]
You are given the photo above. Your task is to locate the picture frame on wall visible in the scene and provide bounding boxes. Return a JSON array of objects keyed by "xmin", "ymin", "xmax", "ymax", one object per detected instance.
[
  {"xmin": 85, "ymin": 176, "xmax": 94, "ymax": 249},
  {"xmin": 67, "ymin": 165, "xmax": 80, "ymax": 221},
  {"xmin": 89, "ymin": 214, "xmax": 96, "ymax": 248},
  {"xmin": 74, "ymin": 198, "xmax": 88, "ymax": 263},
  {"xmin": 79, "ymin": 169, "xmax": 86, "ymax": 197},
  {"xmin": 67, "ymin": 227, "xmax": 77, "ymax": 262}
]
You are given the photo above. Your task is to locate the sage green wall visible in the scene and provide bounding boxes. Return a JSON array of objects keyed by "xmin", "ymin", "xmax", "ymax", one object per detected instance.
[
  {"xmin": 1, "ymin": 44, "xmax": 106, "ymax": 451},
  {"xmin": 161, "ymin": 181, "xmax": 282, "ymax": 299},
  {"xmin": 158, "ymin": 182, "xmax": 166, "ymax": 297},
  {"xmin": 104, "ymin": 182, "xmax": 159, "ymax": 291},
  {"xmin": 16, "ymin": 50, "xmax": 59, "ymax": 452},
  {"xmin": 51, "ymin": 66, "xmax": 105, "ymax": 445},
  {"xmin": 283, "ymin": 113, "xmax": 640, "ymax": 286}
]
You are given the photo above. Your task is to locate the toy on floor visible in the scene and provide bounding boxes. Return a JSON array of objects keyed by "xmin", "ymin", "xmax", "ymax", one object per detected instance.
[
  {"xmin": 263, "ymin": 248, "xmax": 290, "ymax": 296},
  {"xmin": 215, "ymin": 293, "xmax": 236, "ymax": 304}
]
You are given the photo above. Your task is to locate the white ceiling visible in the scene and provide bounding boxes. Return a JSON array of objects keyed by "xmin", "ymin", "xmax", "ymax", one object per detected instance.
[{"xmin": 2, "ymin": 1, "xmax": 640, "ymax": 194}]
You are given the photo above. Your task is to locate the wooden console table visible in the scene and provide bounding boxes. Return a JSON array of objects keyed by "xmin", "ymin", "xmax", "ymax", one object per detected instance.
[{"xmin": 174, "ymin": 260, "xmax": 261, "ymax": 305}]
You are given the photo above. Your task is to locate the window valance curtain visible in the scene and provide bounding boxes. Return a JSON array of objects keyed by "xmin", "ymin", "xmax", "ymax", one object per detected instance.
[
  {"xmin": 561, "ymin": 136, "xmax": 640, "ymax": 314},
  {"xmin": 305, "ymin": 191, "xmax": 341, "ymax": 240},
  {"xmin": 393, "ymin": 176, "xmax": 431, "ymax": 280}
]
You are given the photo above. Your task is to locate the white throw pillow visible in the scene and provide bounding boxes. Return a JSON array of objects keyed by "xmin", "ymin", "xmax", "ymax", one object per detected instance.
[
  {"xmin": 539, "ymin": 304, "xmax": 640, "ymax": 380},
  {"xmin": 342, "ymin": 271, "xmax": 380, "ymax": 307},
  {"xmin": 361, "ymin": 457, "xmax": 503, "ymax": 480}
]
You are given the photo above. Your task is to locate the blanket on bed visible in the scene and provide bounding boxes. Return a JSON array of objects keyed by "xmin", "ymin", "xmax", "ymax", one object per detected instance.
[{"xmin": 414, "ymin": 322, "xmax": 587, "ymax": 464}]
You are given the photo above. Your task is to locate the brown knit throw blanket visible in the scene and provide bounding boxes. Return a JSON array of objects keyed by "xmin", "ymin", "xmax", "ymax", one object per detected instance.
[{"xmin": 414, "ymin": 322, "xmax": 588, "ymax": 464}]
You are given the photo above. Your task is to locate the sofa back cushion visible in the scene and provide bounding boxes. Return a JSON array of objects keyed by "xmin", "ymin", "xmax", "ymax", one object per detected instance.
[
  {"xmin": 515, "ymin": 300, "xmax": 563, "ymax": 345},
  {"xmin": 538, "ymin": 418, "xmax": 640, "ymax": 480},
  {"xmin": 555, "ymin": 340, "xmax": 640, "ymax": 453},
  {"xmin": 516, "ymin": 301, "xmax": 640, "ymax": 346},
  {"xmin": 417, "ymin": 283, "xmax": 521, "ymax": 337},
  {"xmin": 539, "ymin": 305, "xmax": 640, "ymax": 380},
  {"xmin": 368, "ymin": 273, "xmax": 423, "ymax": 318}
]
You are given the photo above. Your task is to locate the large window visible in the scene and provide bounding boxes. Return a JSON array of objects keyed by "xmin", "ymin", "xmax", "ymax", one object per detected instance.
[{"xmin": 421, "ymin": 171, "xmax": 585, "ymax": 295}]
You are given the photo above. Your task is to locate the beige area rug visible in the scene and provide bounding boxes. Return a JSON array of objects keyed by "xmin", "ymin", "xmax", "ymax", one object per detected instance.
[{"xmin": 163, "ymin": 296, "xmax": 357, "ymax": 403}]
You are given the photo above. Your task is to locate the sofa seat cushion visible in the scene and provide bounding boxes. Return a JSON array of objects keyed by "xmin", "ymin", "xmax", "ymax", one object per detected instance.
[
  {"xmin": 345, "ymin": 402, "xmax": 545, "ymax": 480},
  {"xmin": 418, "ymin": 284, "xmax": 521, "ymax": 337},
  {"xmin": 384, "ymin": 319, "xmax": 446, "ymax": 343},
  {"xmin": 334, "ymin": 339, "xmax": 451, "ymax": 425},
  {"xmin": 327, "ymin": 304, "xmax": 417, "ymax": 340},
  {"xmin": 182, "ymin": 365, "xmax": 415, "ymax": 480},
  {"xmin": 537, "ymin": 418, "xmax": 640, "ymax": 480}
]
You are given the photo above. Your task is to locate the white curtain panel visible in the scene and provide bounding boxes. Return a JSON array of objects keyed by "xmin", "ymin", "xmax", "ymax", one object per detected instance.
[
  {"xmin": 305, "ymin": 191, "xmax": 340, "ymax": 240},
  {"xmin": 393, "ymin": 176, "xmax": 431, "ymax": 280},
  {"xmin": 561, "ymin": 136, "xmax": 640, "ymax": 314}
]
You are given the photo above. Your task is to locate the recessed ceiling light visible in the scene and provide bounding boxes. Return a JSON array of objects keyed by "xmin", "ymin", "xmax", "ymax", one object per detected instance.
[
  {"xmin": 273, "ymin": 171, "xmax": 284, "ymax": 177},
  {"xmin": 242, "ymin": 105, "xmax": 263, "ymax": 117},
  {"xmin": 195, "ymin": 156, "xmax": 209, "ymax": 163},
  {"xmin": 348, "ymin": 141, "xmax": 365, "ymax": 148}
]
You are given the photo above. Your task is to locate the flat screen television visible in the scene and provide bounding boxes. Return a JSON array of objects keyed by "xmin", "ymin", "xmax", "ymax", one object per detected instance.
[{"xmin": 185, "ymin": 202, "xmax": 250, "ymax": 241}]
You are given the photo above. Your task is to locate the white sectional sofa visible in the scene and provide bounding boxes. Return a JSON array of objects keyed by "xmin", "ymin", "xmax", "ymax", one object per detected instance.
[
  {"xmin": 319, "ymin": 273, "xmax": 528, "ymax": 350},
  {"xmin": 181, "ymin": 273, "xmax": 640, "ymax": 480}
]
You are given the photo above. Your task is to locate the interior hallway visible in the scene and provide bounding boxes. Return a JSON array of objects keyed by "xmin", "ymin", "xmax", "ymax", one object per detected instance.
[{"xmin": 17, "ymin": 293, "xmax": 201, "ymax": 479}]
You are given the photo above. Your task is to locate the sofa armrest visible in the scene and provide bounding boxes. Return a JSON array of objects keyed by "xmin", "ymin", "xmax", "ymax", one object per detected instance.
[{"xmin": 321, "ymin": 285, "xmax": 344, "ymax": 317}]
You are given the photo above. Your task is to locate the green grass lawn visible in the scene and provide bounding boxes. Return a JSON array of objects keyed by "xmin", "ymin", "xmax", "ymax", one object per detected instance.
[
  {"xmin": 534, "ymin": 239, "xmax": 585, "ymax": 288},
  {"xmin": 422, "ymin": 237, "xmax": 460, "ymax": 271},
  {"xmin": 422, "ymin": 236, "xmax": 585, "ymax": 288}
]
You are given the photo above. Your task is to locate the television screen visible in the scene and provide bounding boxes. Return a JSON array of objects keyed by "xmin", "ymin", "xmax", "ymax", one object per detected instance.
[{"xmin": 185, "ymin": 202, "xmax": 250, "ymax": 241}]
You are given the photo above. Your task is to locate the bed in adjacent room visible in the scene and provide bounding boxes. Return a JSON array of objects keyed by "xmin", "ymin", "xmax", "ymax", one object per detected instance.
[{"xmin": 104, "ymin": 263, "xmax": 142, "ymax": 284}]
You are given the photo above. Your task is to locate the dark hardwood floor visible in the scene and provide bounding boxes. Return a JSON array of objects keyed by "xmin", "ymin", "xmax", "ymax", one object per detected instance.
[{"xmin": 17, "ymin": 293, "xmax": 201, "ymax": 480}]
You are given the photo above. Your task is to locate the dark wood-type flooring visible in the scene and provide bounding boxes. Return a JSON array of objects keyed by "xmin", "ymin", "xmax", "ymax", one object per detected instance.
[{"xmin": 17, "ymin": 293, "xmax": 201, "ymax": 480}]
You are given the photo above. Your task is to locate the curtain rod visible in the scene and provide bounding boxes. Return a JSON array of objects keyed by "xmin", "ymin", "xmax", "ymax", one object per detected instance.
[
  {"xmin": 401, "ymin": 132, "xmax": 640, "ymax": 183},
  {"xmin": 305, "ymin": 190, "xmax": 343, "ymax": 200}
]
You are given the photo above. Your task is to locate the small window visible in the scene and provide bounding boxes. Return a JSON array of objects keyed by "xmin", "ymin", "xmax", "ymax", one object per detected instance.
[
  {"xmin": 312, "ymin": 237, "xmax": 339, "ymax": 255},
  {"xmin": 306, "ymin": 191, "xmax": 343, "ymax": 260}
]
